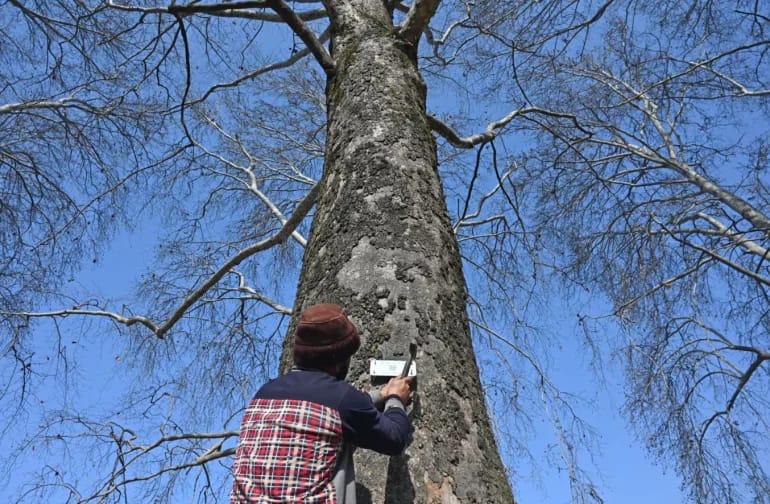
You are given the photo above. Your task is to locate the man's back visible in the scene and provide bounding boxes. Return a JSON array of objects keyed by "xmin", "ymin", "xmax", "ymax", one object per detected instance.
[{"xmin": 230, "ymin": 369, "xmax": 410, "ymax": 503}]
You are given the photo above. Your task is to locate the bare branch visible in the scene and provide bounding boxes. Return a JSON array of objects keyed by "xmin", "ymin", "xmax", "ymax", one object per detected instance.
[
  {"xmin": 700, "ymin": 65, "xmax": 770, "ymax": 97},
  {"xmin": 196, "ymin": 116, "xmax": 311, "ymax": 247},
  {"xmin": 4, "ymin": 309, "xmax": 159, "ymax": 333},
  {"xmin": 655, "ymin": 218, "xmax": 770, "ymax": 288},
  {"xmin": 264, "ymin": 0, "xmax": 336, "ymax": 75},
  {"xmin": 700, "ymin": 352, "xmax": 770, "ymax": 446},
  {"xmin": 0, "ymin": 98, "xmax": 110, "ymax": 115},
  {"xmin": 611, "ymin": 129, "xmax": 770, "ymax": 233},
  {"xmin": 5, "ymin": 184, "xmax": 319, "ymax": 339},
  {"xmin": 398, "ymin": 0, "xmax": 441, "ymax": 46},
  {"xmin": 695, "ymin": 212, "xmax": 770, "ymax": 259},
  {"xmin": 230, "ymin": 270, "xmax": 293, "ymax": 314},
  {"xmin": 193, "ymin": 27, "xmax": 331, "ymax": 105},
  {"xmin": 105, "ymin": 1, "xmax": 327, "ymax": 23},
  {"xmin": 86, "ymin": 431, "xmax": 237, "ymax": 504},
  {"xmin": 154, "ymin": 181, "xmax": 321, "ymax": 338},
  {"xmin": 429, "ymin": 107, "xmax": 586, "ymax": 148},
  {"xmin": 613, "ymin": 259, "xmax": 714, "ymax": 318}
]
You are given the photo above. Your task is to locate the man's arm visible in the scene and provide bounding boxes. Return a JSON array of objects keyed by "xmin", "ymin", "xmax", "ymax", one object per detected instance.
[{"xmin": 340, "ymin": 377, "xmax": 413, "ymax": 456}]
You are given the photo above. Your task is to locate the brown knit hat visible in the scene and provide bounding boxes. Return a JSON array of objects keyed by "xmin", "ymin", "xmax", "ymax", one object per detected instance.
[{"xmin": 293, "ymin": 303, "xmax": 361, "ymax": 368}]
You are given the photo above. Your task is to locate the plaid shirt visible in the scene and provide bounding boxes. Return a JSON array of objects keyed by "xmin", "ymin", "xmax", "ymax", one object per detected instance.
[
  {"xmin": 230, "ymin": 369, "xmax": 410, "ymax": 503},
  {"xmin": 231, "ymin": 398, "xmax": 343, "ymax": 503}
]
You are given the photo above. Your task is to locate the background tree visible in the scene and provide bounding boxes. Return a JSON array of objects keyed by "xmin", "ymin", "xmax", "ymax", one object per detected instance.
[{"xmin": 1, "ymin": 1, "xmax": 768, "ymax": 504}]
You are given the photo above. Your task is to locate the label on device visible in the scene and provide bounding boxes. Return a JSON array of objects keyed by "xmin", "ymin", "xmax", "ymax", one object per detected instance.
[{"xmin": 369, "ymin": 359, "xmax": 417, "ymax": 377}]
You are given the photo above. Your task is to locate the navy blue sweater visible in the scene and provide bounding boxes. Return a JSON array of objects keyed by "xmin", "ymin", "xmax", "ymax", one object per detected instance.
[{"xmin": 255, "ymin": 368, "xmax": 411, "ymax": 456}]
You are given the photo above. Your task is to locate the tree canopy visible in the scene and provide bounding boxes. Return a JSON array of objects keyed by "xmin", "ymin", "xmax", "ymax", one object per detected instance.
[{"xmin": 1, "ymin": 1, "xmax": 769, "ymax": 503}]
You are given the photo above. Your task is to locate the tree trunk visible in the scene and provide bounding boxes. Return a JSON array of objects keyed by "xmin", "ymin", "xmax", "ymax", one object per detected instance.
[{"xmin": 281, "ymin": 1, "xmax": 514, "ymax": 502}]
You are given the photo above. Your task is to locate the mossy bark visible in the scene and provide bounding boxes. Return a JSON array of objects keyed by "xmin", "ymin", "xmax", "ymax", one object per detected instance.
[{"xmin": 281, "ymin": 1, "xmax": 514, "ymax": 502}]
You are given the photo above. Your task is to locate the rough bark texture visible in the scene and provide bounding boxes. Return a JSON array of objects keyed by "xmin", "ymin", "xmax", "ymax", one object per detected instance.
[{"xmin": 280, "ymin": 1, "xmax": 514, "ymax": 502}]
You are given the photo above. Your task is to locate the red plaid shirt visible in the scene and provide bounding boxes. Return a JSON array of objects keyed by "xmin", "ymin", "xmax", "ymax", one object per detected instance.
[{"xmin": 231, "ymin": 398, "xmax": 343, "ymax": 503}]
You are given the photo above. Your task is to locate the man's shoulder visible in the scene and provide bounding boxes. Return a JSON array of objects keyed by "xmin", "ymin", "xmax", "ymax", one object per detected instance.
[
  {"xmin": 337, "ymin": 383, "xmax": 377, "ymax": 412},
  {"xmin": 255, "ymin": 369, "xmax": 359, "ymax": 410}
]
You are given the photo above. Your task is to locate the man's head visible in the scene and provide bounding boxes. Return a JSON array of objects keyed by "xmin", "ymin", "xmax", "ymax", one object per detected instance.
[{"xmin": 293, "ymin": 303, "xmax": 360, "ymax": 378}]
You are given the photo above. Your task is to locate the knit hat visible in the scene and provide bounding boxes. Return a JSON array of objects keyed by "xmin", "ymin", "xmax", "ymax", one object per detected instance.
[{"xmin": 293, "ymin": 303, "xmax": 361, "ymax": 368}]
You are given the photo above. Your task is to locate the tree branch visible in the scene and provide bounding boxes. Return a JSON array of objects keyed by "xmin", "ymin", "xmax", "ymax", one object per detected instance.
[
  {"xmin": 105, "ymin": 1, "xmax": 328, "ymax": 23},
  {"xmin": 5, "ymin": 184, "xmax": 320, "ymax": 339},
  {"xmin": 614, "ymin": 135, "xmax": 770, "ymax": 235},
  {"xmin": 196, "ymin": 116, "xmax": 310, "ymax": 247},
  {"xmin": 154, "ymin": 181, "xmax": 321, "ymax": 338},
  {"xmin": 695, "ymin": 212, "xmax": 770, "ymax": 259},
  {"xmin": 7, "ymin": 309, "xmax": 160, "ymax": 333},
  {"xmin": 398, "ymin": 0, "xmax": 442, "ymax": 46},
  {"xmin": 230, "ymin": 270, "xmax": 293, "ymax": 314},
  {"xmin": 594, "ymin": 75, "xmax": 770, "ymax": 235},
  {"xmin": 87, "ymin": 442, "xmax": 235, "ymax": 503},
  {"xmin": 429, "ymin": 107, "xmax": 586, "ymax": 148},
  {"xmin": 0, "ymin": 97, "xmax": 108, "ymax": 115},
  {"xmin": 702, "ymin": 65, "xmax": 770, "ymax": 97},
  {"xmin": 699, "ymin": 352, "xmax": 770, "ymax": 446},
  {"xmin": 655, "ymin": 218, "xmax": 770, "ymax": 288},
  {"xmin": 264, "ymin": 0, "xmax": 336, "ymax": 75},
  {"xmin": 192, "ymin": 27, "xmax": 331, "ymax": 105},
  {"xmin": 613, "ymin": 259, "xmax": 713, "ymax": 317}
]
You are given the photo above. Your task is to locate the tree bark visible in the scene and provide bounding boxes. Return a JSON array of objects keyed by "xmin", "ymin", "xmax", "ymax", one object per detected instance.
[{"xmin": 281, "ymin": 1, "xmax": 514, "ymax": 502}]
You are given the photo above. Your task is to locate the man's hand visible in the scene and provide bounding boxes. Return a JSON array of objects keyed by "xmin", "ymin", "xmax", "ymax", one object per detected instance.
[{"xmin": 380, "ymin": 376, "xmax": 414, "ymax": 406}]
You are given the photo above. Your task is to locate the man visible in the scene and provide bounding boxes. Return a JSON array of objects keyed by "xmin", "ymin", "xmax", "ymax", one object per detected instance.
[{"xmin": 231, "ymin": 303, "xmax": 413, "ymax": 503}]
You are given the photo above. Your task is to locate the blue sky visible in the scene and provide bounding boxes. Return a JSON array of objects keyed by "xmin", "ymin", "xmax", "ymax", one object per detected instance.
[
  {"xmin": 1, "ymin": 214, "xmax": 689, "ymax": 503},
  {"xmin": 511, "ymin": 324, "xmax": 686, "ymax": 504}
]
